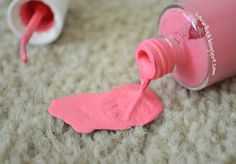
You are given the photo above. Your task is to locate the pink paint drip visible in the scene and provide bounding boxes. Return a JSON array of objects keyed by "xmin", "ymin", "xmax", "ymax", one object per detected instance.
[
  {"xmin": 19, "ymin": 1, "xmax": 54, "ymax": 63},
  {"xmin": 48, "ymin": 82, "xmax": 163, "ymax": 133}
]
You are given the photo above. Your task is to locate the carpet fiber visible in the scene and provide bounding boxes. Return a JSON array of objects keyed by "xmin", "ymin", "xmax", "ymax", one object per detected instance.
[{"xmin": 0, "ymin": 0, "xmax": 236, "ymax": 163}]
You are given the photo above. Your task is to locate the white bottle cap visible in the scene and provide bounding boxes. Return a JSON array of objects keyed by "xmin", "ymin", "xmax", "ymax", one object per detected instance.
[{"xmin": 7, "ymin": 0, "xmax": 69, "ymax": 45}]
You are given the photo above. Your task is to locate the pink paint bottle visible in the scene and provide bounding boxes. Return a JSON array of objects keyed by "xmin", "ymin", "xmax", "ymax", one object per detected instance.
[{"xmin": 136, "ymin": 0, "xmax": 236, "ymax": 90}]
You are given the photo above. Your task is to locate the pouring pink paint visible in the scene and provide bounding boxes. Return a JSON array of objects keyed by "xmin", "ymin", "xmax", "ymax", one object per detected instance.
[
  {"xmin": 137, "ymin": 0, "xmax": 236, "ymax": 90},
  {"xmin": 48, "ymin": 0, "xmax": 236, "ymax": 133}
]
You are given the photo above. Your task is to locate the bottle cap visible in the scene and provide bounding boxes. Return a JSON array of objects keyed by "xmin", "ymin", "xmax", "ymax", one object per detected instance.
[{"xmin": 7, "ymin": 0, "xmax": 69, "ymax": 63}]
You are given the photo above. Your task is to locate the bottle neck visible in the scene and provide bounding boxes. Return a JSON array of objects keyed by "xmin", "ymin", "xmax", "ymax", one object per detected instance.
[{"xmin": 135, "ymin": 36, "xmax": 185, "ymax": 81}]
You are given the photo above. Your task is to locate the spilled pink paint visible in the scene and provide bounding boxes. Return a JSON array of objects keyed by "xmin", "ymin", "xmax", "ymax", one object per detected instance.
[{"xmin": 48, "ymin": 84, "xmax": 163, "ymax": 133}]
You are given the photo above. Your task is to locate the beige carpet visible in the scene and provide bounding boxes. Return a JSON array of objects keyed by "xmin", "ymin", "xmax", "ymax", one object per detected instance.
[{"xmin": 1, "ymin": 0, "xmax": 236, "ymax": 163}]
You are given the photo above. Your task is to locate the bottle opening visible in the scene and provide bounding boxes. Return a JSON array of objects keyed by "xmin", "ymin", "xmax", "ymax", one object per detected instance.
[
  {"xmin": 136, "ymin": 38, "xmax": 180, "ymax": 81},
  {"xmin": 136, "ymin": 49, "xmax": 156, "ymax": 81},
  {"xmin": 20, "ymin": 1, "xmax": 54, "ymax": 32}
]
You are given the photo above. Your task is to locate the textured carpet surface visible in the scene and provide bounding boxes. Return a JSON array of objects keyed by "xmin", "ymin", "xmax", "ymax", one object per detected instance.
[{"xmin": 1, "ymin": 0, "xmax": 236, "ymax": 163}]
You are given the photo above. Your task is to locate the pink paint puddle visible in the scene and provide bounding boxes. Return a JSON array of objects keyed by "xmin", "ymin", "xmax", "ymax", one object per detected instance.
[{"xmin": 48, "ymin": 84, "xmax": 163, "ymax": 133}]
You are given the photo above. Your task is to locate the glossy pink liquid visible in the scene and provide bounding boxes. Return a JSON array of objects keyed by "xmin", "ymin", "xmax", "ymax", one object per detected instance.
[
  {"xmin": 19, "ymin": 1, "xmax": 54, "ymax": 63},
  {"xmin": 137, "ymin": 0, "xmax": 236, "ymax": 90},
  {"xmin": 48, "ymin": 84, "xmax": 163, "ymax": 133}
]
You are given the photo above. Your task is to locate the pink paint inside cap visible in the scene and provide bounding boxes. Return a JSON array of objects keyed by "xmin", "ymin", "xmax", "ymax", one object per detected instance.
[{"xmin": 19, "ymin": 1, "xmax": 54, "ymax": 63}]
